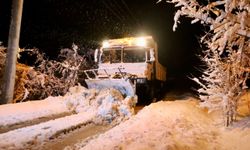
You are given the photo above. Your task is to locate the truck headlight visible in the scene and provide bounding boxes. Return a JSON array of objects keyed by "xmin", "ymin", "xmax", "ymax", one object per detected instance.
[
  {"xmin": 102, "ymin": 41, "xmax": 110, "ymax": 48},
  {"xmin": 135, "ymin": 37, "xmax": 147, "ymax": 47}
]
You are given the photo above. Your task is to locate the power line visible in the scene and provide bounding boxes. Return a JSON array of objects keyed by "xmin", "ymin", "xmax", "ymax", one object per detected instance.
[
  {"xmin": 102, "ymin": 0, "xmax": 136, "ymax": 28},
  {"xmin": 101, "ymin": 0, "xmax": 142, "ymax": 36},
  {"xmin": 120, "ymin": 0, "xmax": 142, "ymax": 28},
  {"xmin": 112, "ymin": 0, "xmax": 137, "ymax": 27},
  {"xmin": 102, "ymin": 0, "xmax": 123, "ymax": 22},
  {"xmin": 110, "ymin": 0, "xmax": 126, "ymax": 20}
]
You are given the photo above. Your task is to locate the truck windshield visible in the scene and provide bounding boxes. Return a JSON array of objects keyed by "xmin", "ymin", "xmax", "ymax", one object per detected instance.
[
  {"xmin": 123, "ymin": 49, "xmax": 146, "ymax": 63},
  {"xmin": 101, "ymin": 49, "xmax": 121, "ymax": 63}
]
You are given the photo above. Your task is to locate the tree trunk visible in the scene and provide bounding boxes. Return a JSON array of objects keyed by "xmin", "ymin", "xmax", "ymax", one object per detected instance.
[{"xmin": 1, "ymin": 0, "xmax": 23, "ymax": 104}]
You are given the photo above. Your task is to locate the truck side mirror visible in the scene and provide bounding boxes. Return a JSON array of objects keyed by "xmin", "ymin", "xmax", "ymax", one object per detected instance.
[
  {"xmin": 94, "ymin": 49, "xmax": 99, "ymax": 62},
  {"xmin": 149, "ymin": 48, "xmax": 155, "ymax": 62}
]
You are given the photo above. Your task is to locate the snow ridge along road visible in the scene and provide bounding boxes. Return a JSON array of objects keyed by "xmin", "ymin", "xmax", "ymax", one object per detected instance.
[
  {"xmin": 0, "ymin": 112, "xmax": 95, "ymax": 149},
  {"xmin": 0, "ymin": 98, "xmax": 72, "ymax": 133},
  {"xmin": 0, "ymin": 86, "xmax": 137, "ymax": 150}
]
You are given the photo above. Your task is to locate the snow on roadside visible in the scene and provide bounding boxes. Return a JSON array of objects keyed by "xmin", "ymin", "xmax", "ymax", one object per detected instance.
[
  {"xmin": 0, "ymin": 112, "xmax": 95, "ymax": 150},
  {"xmin": 0, "ymin": 97, "xmax": 69, "ymax": 129},
  {"xmin": 0, "ymin": 85, "xmax": 136, "ymax": 129},
  {"xmin": 71, "ymin": 100, "xmax": 219, "ymax": 150},
  {"xmin": 219, "ymin": 119, "xmax": 250, "ymax": 150},
  {"xmin": 69, "ymin": 99, "xmax": 250, "ymax": 150},
  {"xmin": 0, "ymin": 85, "xmax": 137, "ymax": 149},
  {"xmin": 64, "ymin": 86, "xmax": 137, "ymax": 124}
]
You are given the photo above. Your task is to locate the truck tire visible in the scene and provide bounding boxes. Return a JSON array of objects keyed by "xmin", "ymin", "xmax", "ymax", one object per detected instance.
[
  {"xmin": 149, "ymin": 81, "xmax": 156, "ymax": 103},
  {"xmin": 135, "ymin": 84, "xmax": 149, "ymax": 105}
]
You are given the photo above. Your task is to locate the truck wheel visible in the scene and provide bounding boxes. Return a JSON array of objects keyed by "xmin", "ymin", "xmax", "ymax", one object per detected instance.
[{"xmin": 149, "ymin": 83, "xmax": 156, "ymax": 103}]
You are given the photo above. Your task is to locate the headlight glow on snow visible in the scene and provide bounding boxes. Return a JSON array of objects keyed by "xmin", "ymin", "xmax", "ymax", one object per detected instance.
[
  {"xmin": 102, "ymin": 41, "xmax": 110, "ymax": 48},
  {"xmin": 135, "ymin": 37, "xmax": 147, "ymax": 47}
]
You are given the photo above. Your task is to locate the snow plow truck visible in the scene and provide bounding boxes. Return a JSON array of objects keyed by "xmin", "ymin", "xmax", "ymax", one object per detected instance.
[{"xmin": 84, "ymin": 36, "xmax": 166, "ymax": 103}]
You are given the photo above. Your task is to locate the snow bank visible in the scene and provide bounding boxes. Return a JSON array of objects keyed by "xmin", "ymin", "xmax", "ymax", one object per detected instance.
[
  {"xmin": 71, "ymin": 99, "xmax": 250, "ymax": 150},
  {"xmin": 0, "ymin": 97, "xmax": 69, "ymax": 132},
  {"xmin": 64, "ymin": 86, "xmax": 137, "ymax": 124},
  {"xmin": 0, "ymin": 85, "xmax": 137, "ymax": 149},
  {"xmin": 220, "ymin": 116, "xmax": 250, "ymax": 150},
  {"xmin": 72, "ymin": 100, "xmax": 219, "ymax": 150},
  {"xmin": 0, "ymin": 112, "xmax": 95, "ymax": 150},
  {"xmin": 237, "ymin": 91, "xmax": 250, "ymax": 118},
  {"xmin": 0, "ymin": 86, "xmax": 136, "ymax": 130}
]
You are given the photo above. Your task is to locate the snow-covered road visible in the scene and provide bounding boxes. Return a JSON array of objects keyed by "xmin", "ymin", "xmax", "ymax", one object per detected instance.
[
  {"xmin": 0, "ymin": 112, "xmax": 95, "ymax": 149},
  {"xmin": 0, "ymin": 98, "xmax": 72, "ymax": 133},
  {"xmin": 1, "ymin": 86, "xmax": 250, "ymax": 150},
  {"xmin": 0, "ymin": 86, "xmax": 137, "ymax": 150},
  {"xmin": 68, "ymin": 99, "xmax": 250, "ymax": 150}
]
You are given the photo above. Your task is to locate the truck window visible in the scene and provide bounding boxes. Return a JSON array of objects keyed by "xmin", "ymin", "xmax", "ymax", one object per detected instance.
[
  {"xmin": 124, "ymin": 49, "xmax": 146, "ymax": 63},
  {"xmin": 101, "ymin": 50, "xmax": 110, "ymax": 63},
  {"xmin": 101, "ymin": 49, "xmax": 121, "ymax": 63}
]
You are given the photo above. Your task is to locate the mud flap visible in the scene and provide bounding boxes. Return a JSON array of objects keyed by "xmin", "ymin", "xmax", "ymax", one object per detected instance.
[{"xmin": 85, "ymin": 79, "xmax": 135, "ymax": 96}]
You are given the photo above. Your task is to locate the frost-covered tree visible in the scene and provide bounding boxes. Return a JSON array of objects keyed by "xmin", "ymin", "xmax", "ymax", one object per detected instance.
[
  {"xmin": 160, "ymin": 0, "xmax": 250, "ymax": 125},
  {"xmin": 0, "ymin": 43, "xmax": 96, "ymax": 103},
  {"xmin": 38, "ymin": 44, "xmax": 82, "ymax": 88}
]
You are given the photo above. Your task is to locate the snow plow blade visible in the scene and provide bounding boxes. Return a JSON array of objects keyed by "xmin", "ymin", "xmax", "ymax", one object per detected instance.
[{"xmin": 85, "ymin": 79, "xmax": 135, "ymax": 96}]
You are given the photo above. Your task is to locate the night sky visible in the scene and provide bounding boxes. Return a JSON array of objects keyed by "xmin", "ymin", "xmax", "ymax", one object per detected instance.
[{"xmin": 0, "ymin": 0, "xmax": 203, "ymax": 81}]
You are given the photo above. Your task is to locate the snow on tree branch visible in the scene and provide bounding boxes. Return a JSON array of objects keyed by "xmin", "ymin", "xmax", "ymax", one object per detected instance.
[
  {"xmin": 166, "ymin": 0, "xmax": 250, "ymax": 126},
  {"xmin": 0, "ymin": 44, "xmax": 96, "ymax": 103}
]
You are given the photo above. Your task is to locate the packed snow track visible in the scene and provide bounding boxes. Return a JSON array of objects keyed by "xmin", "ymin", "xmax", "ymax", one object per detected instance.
[
  {"xmin": 0, "ymin": 86, "xmax": 137, "ymax": 149},
  {"xmin": 2, "ymin": 86, "xmax": 250, "ymax": 150}
]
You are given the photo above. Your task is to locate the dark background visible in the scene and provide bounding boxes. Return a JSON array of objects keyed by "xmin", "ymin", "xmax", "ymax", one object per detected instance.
[{"xmin": 0, "ymin": 0, "xmax": 204, "ymax": 94}]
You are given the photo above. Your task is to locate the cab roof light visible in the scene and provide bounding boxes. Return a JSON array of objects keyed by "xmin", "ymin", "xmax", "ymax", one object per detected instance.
[
  {"xmin": 102, "ymin": 41, "xmax": 110, "ymax": 48},
  {"xmin": 135, "ymin": 37, "xmax": 147, "ymax": 47}
]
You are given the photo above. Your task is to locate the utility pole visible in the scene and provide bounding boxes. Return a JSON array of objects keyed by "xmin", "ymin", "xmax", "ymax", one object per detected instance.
[{"xmin": 1, "ymin": 0, "xmax": 24, "ymax": 104}]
